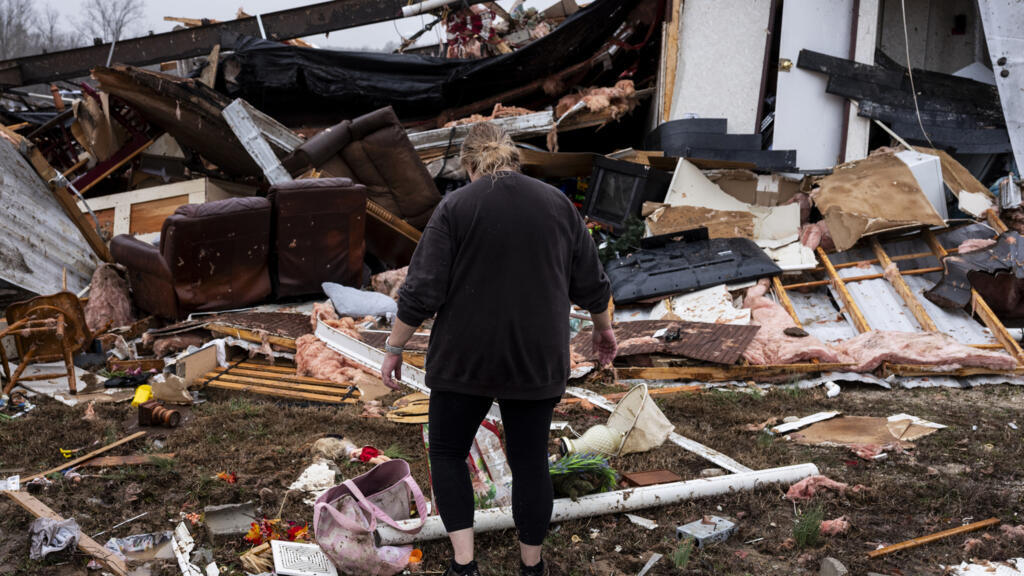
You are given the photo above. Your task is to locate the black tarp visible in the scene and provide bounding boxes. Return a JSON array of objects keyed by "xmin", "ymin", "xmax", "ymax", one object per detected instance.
[{"xmin": 223, "ymin": 0, "xmax": 643, "ymax": 122}]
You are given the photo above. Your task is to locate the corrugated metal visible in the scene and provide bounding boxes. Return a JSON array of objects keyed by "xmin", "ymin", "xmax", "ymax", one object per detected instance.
[{"xmin": 0, "ymin": 138, "xmax": 97, "ymax": 296}]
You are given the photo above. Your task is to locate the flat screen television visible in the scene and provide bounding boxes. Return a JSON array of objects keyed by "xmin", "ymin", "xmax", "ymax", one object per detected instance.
[{"xmin": 583, "ymin": 157, "xmax": 671, "ymax": 232}]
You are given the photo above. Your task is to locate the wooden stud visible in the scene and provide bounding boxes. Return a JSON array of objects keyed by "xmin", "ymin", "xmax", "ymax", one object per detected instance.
[
  {"xmin": 210, "ymin": 367, "xmax": 350, "ymax": 387},
  {"xmin": 923, "ymin": 229, "xmax": 1024, "ymax": 361},
  {"xmin": 204, "ymin": 373, "xmax": 357, "ymax": 396},
  {"xmin": 661, "ymin": 0, "xmax": 683, "ymax": 122},
  {"xmin": 869, "ymin": 238, "xmax": 938, "ymax": 332},
  {"xmin": 817, "ymin": 247, "xmax": 871, "ymax": 333},
  {"xmin": 615, "ymin": 363, "xmax": 852, "ymax": 382},
  {"xmin": 782, "ymin": 266, "xmax": 945, "ymax": 290},
  {"xmin": 987, "ymin": 209, "xmax": 1008, "ymax": 234},
  {"xmin": 203, "ymin": 380, "xmax": 357, "ymax": 404},
  {"xmin": 24, "ymin": 431, "xmax": 147, "ymax": 482},
  {"xmin": 867, "ymin": 517, "xmax": 1000, "ymax": 559},
  {"xmin": 206, "ymin": 324, "xmax": 297, "ymax": 350},
  {"xmin": 771, "ymin": 276, "xmax": 802, "ymax": 326},
  {"xmin": 4, "ymin": 491, "xmax": 130, "ymax": 576},
  {"xmin": 74, "ymin": 138, "xmax": 155, "ymax": 196},
  {"xmin": 77, "ymin": 453, "xmax": 176, "ymax": 468}
]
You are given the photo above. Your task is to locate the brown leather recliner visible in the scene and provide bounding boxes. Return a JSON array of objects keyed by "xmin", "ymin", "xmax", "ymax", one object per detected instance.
[
  {"xmin": 111, "ymin": 197, "xmax": 272, "ymax": 319},
  {"xmin": 269, "ymin": 178, "xmax": 367, "ymax": 298},
  {"xmin": 282, "ymin": 106, "xmax": 441, "ymax": 230}
]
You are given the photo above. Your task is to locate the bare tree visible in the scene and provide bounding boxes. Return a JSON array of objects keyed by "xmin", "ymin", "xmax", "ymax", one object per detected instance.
[
  {"xmin": 81, "ymin": 0, "xmax": 145, "ymax": 43},
  {"xmin": 35, "ymin": 5, "xmax": 75, "ymax": 53},
  {"xmin": 0, "ymin": 0, "xmax": 37, "ymax": 59}
]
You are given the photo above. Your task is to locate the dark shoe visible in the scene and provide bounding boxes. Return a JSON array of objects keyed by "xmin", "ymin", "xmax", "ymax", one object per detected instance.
[
  {"xmin": 445, "ymin": 559, "xmax": 482, "ymax": 576},
  {"xmin": 521, "ymin": 559, "xmax": 548, "ymax": 576}
]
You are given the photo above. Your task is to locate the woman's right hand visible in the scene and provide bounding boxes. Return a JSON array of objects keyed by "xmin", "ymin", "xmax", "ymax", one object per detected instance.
[
  {"xmin": 381, "ymin": 353, "xmax": 404, "ymax": 390},
  {"xmin": 593, "ymin": 328, "xmax": 618, "ymax": 367}
]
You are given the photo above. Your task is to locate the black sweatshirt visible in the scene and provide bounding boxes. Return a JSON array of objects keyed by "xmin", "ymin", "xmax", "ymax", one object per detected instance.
[{"xmin": 397, "ymin": 171, "xmax": 611, "ymax": 400}]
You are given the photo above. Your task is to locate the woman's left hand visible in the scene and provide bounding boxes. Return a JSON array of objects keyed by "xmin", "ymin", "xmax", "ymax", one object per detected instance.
[{"xmin": 381, "ymin": 353, "xmax": 404, "ymax": 390}]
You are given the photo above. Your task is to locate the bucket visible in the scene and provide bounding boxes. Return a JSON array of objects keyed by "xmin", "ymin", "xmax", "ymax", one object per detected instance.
[{"xmin": 607, "ymin": 384, "xmax": 675, "ymax": 456}]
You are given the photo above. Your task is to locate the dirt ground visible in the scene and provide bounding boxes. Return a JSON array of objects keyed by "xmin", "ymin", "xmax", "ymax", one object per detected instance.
[{"xmin": 1, "ymin": 381, "xmax": 1022, "ymax": 576}]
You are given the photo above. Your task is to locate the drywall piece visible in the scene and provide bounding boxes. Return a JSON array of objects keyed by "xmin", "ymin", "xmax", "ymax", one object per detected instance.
[
  {"xmin": 844, "ymin": 0, "xmax": 880, "ymax": 162},
  {"xmin": 668, "ymin": 0, "xmax": 771, "ymax": 133},
  {"xmin": 658, "ymin": 285, "xmax": 751, "ymax": 325},
  {"xmin": 203, "ymin": 501, "xmax": 256, "ymax": 539},
  {"xmin": 813, "ymin": 153, "xmax": 946, "ymax": 251},
  {"xmin": 773, "ymin": 0, "xmax": 854, "ymax": 170},
  {"xmin": 945, "ymin": 558, "xmax": 1024, "ymax": 575},
  {"xmin": 764, "ymin": 242, "xmax": 817, "ymax": 272},
  {"xmin": 662, "ymin": 159, "xmax": 800, "ymax": 248},
  {"xmin": 976, "ymin": 0, "xmax": 1024, "ymax": 173},
  {"xmin": 771, "ymin": 411, "xmax": 841, "ymax": 435},
  {"xmin": 0, "ymin": 137, "xmax": 98, "ymax": 296},
  {"xmin": 288, "ymin": 460, "xmax": 336, "ymax": 506},
  {"xmin": 171, "ymin": 522, "xmax": 203, "ymax": 576},
  {"xmin": 958, "ymin": 191, "xmax": 995, "ymax": 218},
  {"xmin": 377, "ymin": 463, "xmax": 819, "ymax": 544},
  {"xmin": 895, "ymin": 150, "xmax": 947, "ymax": 219}
]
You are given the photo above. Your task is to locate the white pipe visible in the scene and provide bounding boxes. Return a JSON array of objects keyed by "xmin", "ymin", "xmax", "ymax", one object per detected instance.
[
  {"xmin": 402, "ymin": 0, "xmax": 461, "ymax": 17},
  {"xmin": 377, "ymin": 463, "xmax": 819, "ymax": 545}
]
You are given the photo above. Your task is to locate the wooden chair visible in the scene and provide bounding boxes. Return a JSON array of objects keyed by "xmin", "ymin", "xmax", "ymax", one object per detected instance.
[{"xmin": 1, "ymin": 292, "xmax": 92, "ymax": 396}]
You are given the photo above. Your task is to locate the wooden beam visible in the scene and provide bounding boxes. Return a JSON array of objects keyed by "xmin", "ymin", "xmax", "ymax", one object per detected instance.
[
  {"xmin": 771, "ymin": 276, "xmax": 802, "ymax": 326},
  {"xmin": 923, "ymin": 229, "xmax": 1024, "ymax": 361},
  {"xmin": 988, "ymin": 209, "xmax": 1009, "ymax": 233},
  {"xmin": 199, "ymin": 44, "xmax": 220, "ymax": 88},
  {"xmin": 206, "ymin": 324, "xmax": 297, "ymax": 350},
  {"xmin": 817, "ymin": 247, "xmax": 871, "ymax": 333},
  {"xmin": 24, "ymin": 431, "xmax": 146, "ymax": 482},
  {"xmin": 615, "ymin": 363, "xmax": 853, "ymax": 382},
  {"xmin": 203, "ymin": 380, "xmax": 358, "ymax": 403},
  {"xmin": 74, "ymin": 138, "xmax": 155, "ymax": 196},
  {"xmin": 4, "ymin": 490, "xmax": 129, "ymax": 576},
  {"xmin": 782, "ymin": 266, "xmax": 945, "ymax": 290},
  {"xmin": 211, "ymin": 366, "xmax": 348, "ymax": 387},
  {"xmin": 205, "ymin": 373, "xmax": 358, "ymax": 396},
  {"xmin": 867, "ymin": 517, "xmax": 999, "ymax": 558},
  {"xmin": 881, "ymin": 364, "xmax": 1023, "ymax": 377},
  {"xmin": 869, "ymin": 238, "xmax": 938, "ymax": 332},
  {"xmin": 77, "ymin": 453, "xmax": 176, "ymax": 467},
  {"xmin": 661, "ymin": 0, "xmax": 682, "ymax": 122}
]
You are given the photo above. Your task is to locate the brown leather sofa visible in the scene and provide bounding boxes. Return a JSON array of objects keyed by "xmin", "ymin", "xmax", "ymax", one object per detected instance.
[
  {"xmin": 111, "ymin": 197, "xmax": 273, "ymax": 320},
  {"xmin": 112, "ymin": 179, "xmax": 369, "ymax": 319},
  {"xmin": 269, "ymin": 178, "xmax": 367, "ymax": 299},
  {"xmin": 282, "ymin": 106, "xmax": 441, "ymax": 230}
]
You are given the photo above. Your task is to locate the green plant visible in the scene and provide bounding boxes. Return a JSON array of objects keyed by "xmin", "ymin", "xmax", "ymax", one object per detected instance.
[
  {"xmin": 382, "ymin": 444, "xmax": 409, "ymax": 460},
  {"xmin": 756, "ymin": 431, "xmax": 774, "ymax": 450},
  {"xmin": 793, "ymin": 505, "xmax": 824, "ymax": 549},
  {"xmin": 672, "ymin": 539, "xmax": 694, "ymax": 569}
]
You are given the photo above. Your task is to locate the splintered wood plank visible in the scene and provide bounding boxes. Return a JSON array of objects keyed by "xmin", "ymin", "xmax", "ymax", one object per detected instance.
[
  {"xmin": 24, "ymin": 431, "xmax": 147, "ymax": 482},
  {"xmin": 772, "ymin": 276, "xmax": 802, "ymax": 326},
  {"xmin": 4, "ymin": 490, "xmax": 129, "ymax": 576},
  {"xmin": 867, "ymin": 517, "xmax": 999, "ymax": 558},
  {"xmin": 869, "ymin": 238, "xmax": 938, "ymax": 332},
  {"xmin": 204, "ymin": 380, "xmax": 357, "ymax": 404},
  {"xmin": 615, "ymin": 363, "xmax": 852, "ymax": 382},
  {"xmin": 211, "ymin": 367, "xmax": 352, "ymax": 387},
  {"xmin": 817, "ymin": 247, "xmax": 871, "ymax": 333},
  {"xmin": 205, "ymin": 373, "xmax": 357, "ymax": 396},
  {"xmin": 923, "ymin": 229, "xmax": 1024, "ymax": 361},
  {"xmin": 77, "ymin": 453, "xmax": 176, "ymax": 468},
  {"xmin": 128, "ymin": 194, "xmax": 189, "ymax": 234},
  {"xmin": 207, "ymin": 325, "xmax": 297, "ymax": 349}
]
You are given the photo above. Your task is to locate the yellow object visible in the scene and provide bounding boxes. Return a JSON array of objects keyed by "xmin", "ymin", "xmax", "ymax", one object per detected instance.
[
  {"xmin": 59, "ymin": 448, "xmax": 73, "ymax": 459},
  {"xmin": 408, "ymin": 549, "xmax": 423, "ymax": 564},
  {"xmin": 131, "ymin": 385, "xmax": 153, "ymax": 407}
]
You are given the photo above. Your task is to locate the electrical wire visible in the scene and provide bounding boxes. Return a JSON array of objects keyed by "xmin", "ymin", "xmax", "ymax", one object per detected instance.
[{"xmin": 899, "ymin": 0, "xmax": 936, "ymax": 151}]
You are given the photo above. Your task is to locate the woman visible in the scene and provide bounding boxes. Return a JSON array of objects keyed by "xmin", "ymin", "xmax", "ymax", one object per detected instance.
[{"xmin": 381, "ymin": 122, "xmax": 617, "ymax": 576}]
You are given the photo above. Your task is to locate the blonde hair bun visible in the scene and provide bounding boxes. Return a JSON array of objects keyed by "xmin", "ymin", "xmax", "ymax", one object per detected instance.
[{"xmin": 459, "ymin": 122, "xmax": 521, "ymax": 177}]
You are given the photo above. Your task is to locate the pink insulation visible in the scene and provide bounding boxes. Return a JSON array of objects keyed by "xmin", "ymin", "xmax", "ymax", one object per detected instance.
[
  {"xmin": 819, "ymin": 516, "xmax": 850, "ymax": 536},
  {"xmin": 785, "ymin": 475, "xmax": 862, "ymax": 501},
  {"xmin": 799, "ymin": 221, "xmax": 834, "ymax": 252},
  {"xmin": 84, "ymin": 263, "xmax": 134, "ymax": 332},
  {"xmin": 833, "ymin": 331, "xmax": 1017, "ymax": 372},
  {"xmin": 741, "ymin": 280, "xmax": 840, "ymax": 365},
  {"xmin": 295, "ymin": 334, "xmax": 378, "ymax": 392},
  {"xmin": 371, "ymin": 267, "xmax": 408, "ymax": 300},
  {"xmin": 957, "ymin": 237, "xmax": 997, "ymax": 254}
]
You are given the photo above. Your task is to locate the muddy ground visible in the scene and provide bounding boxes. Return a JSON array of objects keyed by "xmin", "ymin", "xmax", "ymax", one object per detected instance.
[{"xmin": 1, "ymin": 381, "xmax": 1022, "ymax": 575}]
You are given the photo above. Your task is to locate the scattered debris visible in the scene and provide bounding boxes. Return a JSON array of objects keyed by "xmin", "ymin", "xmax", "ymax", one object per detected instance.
[
  {"xmin": 785, "ymin": 475, "xmax": 863, "ymax": 501},
  {"xmin": 868, "ymin": 517, "xmax": 1000, "ymax": 558},
  {"xmin": 203, "ymin": 501, "xmax": 257, "ymax": 540},
  {"xmin": 676, "ymin": 515, "xmax": 737, "ymax": 548}
]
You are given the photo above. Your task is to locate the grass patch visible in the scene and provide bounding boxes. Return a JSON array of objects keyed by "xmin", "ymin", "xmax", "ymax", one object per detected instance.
[
  {"xmin": 672, "ymin": 538, "xmax": 694, "ymax": 569},
  {"xmin": 793, "ymin": 505, "xmax": 824, "ymax": 549}
]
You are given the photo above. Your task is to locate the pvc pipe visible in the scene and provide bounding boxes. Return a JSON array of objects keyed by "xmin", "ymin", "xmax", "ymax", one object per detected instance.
[
  {"xmin": 401, "ymin": 0, "xmax": 461, "ymax": 17},
  {"xmin": 377, "ymin": 463, "xmax": 819, "ymax": 545}
]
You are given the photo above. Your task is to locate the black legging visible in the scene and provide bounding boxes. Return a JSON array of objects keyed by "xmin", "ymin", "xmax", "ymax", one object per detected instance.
[{"xmin": 428, "ymin": 390, "xmax": 559, "ymax": 546}]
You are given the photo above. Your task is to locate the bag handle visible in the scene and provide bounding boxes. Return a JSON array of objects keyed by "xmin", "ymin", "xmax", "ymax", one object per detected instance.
[
  {"xmin": 344, "ymin": 475, "xmax": 429, "ymax": 535},
  {"xmin": 314, "ymin": 490, "xmax": 375, "ymax": 535}
]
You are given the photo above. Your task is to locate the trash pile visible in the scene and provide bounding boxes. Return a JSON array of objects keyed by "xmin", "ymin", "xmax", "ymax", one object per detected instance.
[{"xmin": 1, "ymin": 0, "xmax": 1024, "ymax": 574}]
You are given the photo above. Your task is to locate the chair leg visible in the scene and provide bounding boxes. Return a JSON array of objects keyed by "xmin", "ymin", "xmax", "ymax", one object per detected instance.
[
  {"xmin": 3, "ymin": 343, "xmax": 38, "ymax": 396},
  {"xmin": 63, "ymin": 341, "xmax": 77, "ymax": 395}
]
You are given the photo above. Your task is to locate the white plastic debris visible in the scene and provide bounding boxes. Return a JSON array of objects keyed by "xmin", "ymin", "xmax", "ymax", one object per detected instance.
[
  {"xmin": 29, "ymin": 517, "xmax": 79, "ymax": 560},
  {"xmin": 625, "ymin": 514, "xmax": 658, "ymax": 530},
  {"xmin": 1010, "ymin": 422, "xmax": 1019, "ymax": 430},
  {"xmin": 824, "ymin": 381, "xmax": 841, "ymax": 398},
  {"xmin": 771, "ymin": 411, "xmax": 841, "ymax": 435},
  {"xmin": 944, "ymin": 558, "xmax": 1024, "ymax": 575},
  {"xmin": 289, "ymin": 459, "xmax": 337, "ymax": 505}
]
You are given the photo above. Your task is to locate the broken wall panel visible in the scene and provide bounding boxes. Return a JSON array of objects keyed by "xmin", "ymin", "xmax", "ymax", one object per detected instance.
[
  {"xmin": 0, "ymin": 138, "xmax": 98, "ymax": 296},
  {"xmin": 668, "ymin": 0, "xmax": 771, "ymax": 134},
  {"xmin": 977, "ymin": 0, "xmax": 1024, "ymax": 178}
]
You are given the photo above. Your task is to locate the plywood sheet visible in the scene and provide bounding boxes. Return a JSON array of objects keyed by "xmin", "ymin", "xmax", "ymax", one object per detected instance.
[{"xmin": 129, "ymin": 194, "xmax": 189, "ymax": 234}]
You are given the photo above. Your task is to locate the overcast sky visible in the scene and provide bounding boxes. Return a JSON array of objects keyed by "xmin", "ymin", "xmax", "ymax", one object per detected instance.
[{"xmin": 56, "ymin": 0, "xmax": 562, "ymax": 51}]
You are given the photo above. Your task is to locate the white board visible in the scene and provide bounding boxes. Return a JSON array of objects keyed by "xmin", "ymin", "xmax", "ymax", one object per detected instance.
[
  {"xmin": 668, "ymin": 0, "xmax": 771, "ymax": 134},
  {"xmin": 773, "ymin": 0, "xmax": 853, "ymax": 170},
  {"xmin": 978, "ymin": 0, "xmax": 1024, "ymax": 176}
]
